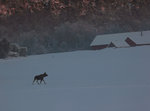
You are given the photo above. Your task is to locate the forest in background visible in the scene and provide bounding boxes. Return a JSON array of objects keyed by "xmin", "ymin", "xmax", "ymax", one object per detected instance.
[{"xmin": 0, "ymin": 0, "xmax": 150, "ymax": 55}]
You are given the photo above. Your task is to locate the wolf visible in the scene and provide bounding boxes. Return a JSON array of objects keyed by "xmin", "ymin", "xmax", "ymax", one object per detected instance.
[{"xmin": 32, "ymin": 72, "xmax": 48, "ymax": 84}]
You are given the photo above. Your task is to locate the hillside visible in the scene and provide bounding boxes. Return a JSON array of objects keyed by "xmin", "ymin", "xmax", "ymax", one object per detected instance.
[
  {"xmin": 1, "ymin": 0, "xmax": 150, "ymax": 32},
  {"xmin": 0, "ymin": 46, "xmax": 150, "ymax": 111}
]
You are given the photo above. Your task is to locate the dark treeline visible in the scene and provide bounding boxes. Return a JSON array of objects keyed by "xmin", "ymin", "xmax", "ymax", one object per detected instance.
[{"xmin": 0, "ymin": 0, "xmax": 150, "ymax": 55}]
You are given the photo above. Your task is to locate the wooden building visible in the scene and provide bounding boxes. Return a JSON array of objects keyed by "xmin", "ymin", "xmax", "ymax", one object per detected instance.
[
  {"xmin": 90, "ymin": 32, "xmax": 132, "ymax": 50},
  {"xmin": 90, "ymin": 31, "xmax": 150, "ymax": 50}
]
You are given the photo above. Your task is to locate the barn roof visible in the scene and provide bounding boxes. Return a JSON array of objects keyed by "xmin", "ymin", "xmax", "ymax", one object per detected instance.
[
  {"xmin": 90, "ymin": 32, "xmax": 140, "ymax": 47},
  {"xmin": 90, "ymin": 31, "xmax": 150, "ymax": 48},
  {"xmin": 112, "ymin": 38, "xmax": 129, "ymax": 47},
  {"xmin": 129, "ymin": 31, "xmax": 150, "ymax": 44}
]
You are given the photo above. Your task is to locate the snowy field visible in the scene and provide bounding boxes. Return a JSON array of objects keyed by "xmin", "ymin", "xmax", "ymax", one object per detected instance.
[{"xmin": 0, "ymin": 46, "xmax": 150, "ymax": 111}]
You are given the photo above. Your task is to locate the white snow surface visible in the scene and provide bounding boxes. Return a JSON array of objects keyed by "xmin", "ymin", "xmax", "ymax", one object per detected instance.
[{"xmin": 1, "ymin": 46, "xmax": 150, "ymax": 111}]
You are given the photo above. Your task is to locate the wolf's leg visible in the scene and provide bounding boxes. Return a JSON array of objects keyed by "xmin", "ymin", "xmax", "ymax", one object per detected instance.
[
  {"xmin": 36, "ymin": 80, "xmax": 40, "ymax": 85},
  {"xmin": 40, "ymin": 79, "xmax": 42, "ymax": 84},
  {"xmin": 43, "ymin": 79, "xmax": 46, "ymax": 84},
  {"xmin": 32, "ymin": 78, "xmax": 36, "ymax": 85}
]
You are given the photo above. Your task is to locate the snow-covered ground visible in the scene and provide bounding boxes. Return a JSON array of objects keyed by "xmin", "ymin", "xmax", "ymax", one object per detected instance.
[{"xmin": 0, "ymin": 46, "xmax": 150, "ymax": 111}]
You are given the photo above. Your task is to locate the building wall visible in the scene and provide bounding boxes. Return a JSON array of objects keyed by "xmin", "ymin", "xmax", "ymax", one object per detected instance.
[
  {"xmin": 125, "ymin": 37, "xmax": 136, "ymax": 47},
  {"xmin": 91, "ymin": 45, "xmax": 108, "ymax": 50}
]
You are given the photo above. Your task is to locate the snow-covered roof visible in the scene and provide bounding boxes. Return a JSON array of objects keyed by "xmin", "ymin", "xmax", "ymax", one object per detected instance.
[
  {"xmin": 129, "ymin": 31, "xmax": 150, "ymax": 44},
  {"xmin": 112, "ymin": 38, "xmax": 129, "ymax": 47},
  {"xmin": 91, "ymin": 31, "xmax": 150, "ymax": 47},
  {"xmin": 130, "ymin": 36, "xmax": 150, "ymax": 44},
  {"xmin": 91, "ymin": 32, "xmax": 139, "ymax": 47}
]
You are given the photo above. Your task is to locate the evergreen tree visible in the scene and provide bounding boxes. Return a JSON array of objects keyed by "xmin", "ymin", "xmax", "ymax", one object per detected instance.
[{"xmin": 0, "ymin": 38, "xmax": 10, "ymax": 58}]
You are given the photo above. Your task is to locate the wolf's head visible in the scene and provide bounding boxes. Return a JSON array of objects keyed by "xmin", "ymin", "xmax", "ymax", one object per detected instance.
[{"xmin": 43, "ymin": 72, "xmax": 48, "ymax": 77}]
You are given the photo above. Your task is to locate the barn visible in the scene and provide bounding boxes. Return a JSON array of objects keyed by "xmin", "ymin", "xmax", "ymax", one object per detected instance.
[
  {"xmin": 90, "ymin": 31, "xmax": 150, "ymax": 50},
  {"xmin": 127, "ymin": 31, "xmax": 150, "ymax": 46},
  {"xmin": 90, "ymin": 32, "xmax": 132, "ymax": 50}
]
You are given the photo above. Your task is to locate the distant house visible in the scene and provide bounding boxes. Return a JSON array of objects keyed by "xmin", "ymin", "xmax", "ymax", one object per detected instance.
[
  {"xmin": 90, "ymin": 31, "xmax": 150, "ymax": 50},
  {"xmin": 90, "ymin": 32, "xmax": 131, "ymax": 50},
  {"xmin": 126, "ymin": 31, "xmax": 150, "ymax": 46}
]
